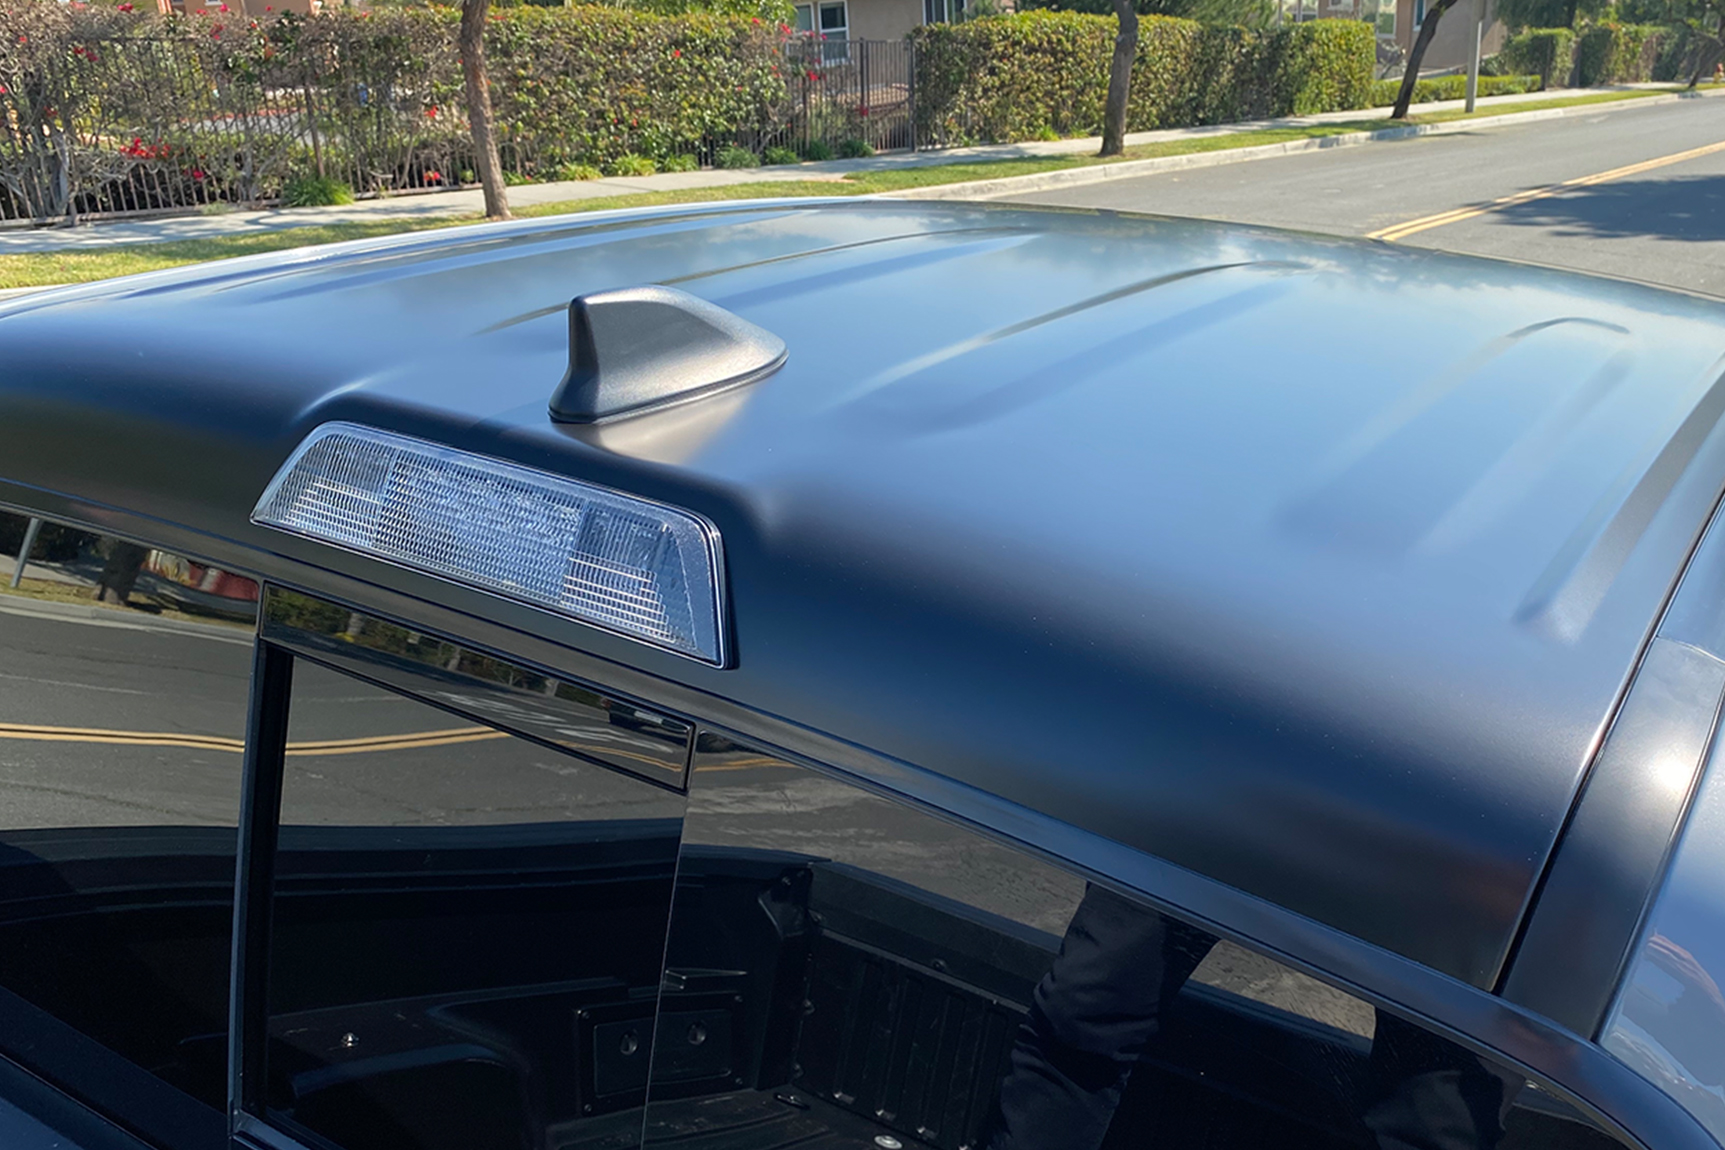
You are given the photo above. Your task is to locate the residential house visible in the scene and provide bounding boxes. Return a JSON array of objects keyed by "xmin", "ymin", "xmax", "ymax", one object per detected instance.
[
  {"xmin": 1380, "ymin": 0, "xmax": 1506, "ymax": 70},
  {"xmin": 792, "ymin": 0, "xmax": 976, "ymax": 47}
]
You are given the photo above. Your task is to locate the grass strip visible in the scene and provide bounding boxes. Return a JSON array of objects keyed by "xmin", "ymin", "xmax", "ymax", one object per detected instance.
[{"xmin": 2, "ymin": 85, "xmax": 1718, "ymax": 290}]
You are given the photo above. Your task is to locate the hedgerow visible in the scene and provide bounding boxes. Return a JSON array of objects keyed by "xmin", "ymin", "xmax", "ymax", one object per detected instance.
[
  {"xmin": 1367, "ymin": 72, "xmax": 1544, "ymax": 104},
  {"xmin": 910, "ymin": 12, "xmax": 1374, "ymax": 146},
  {"xmin": 1498, "ymin": 27, "xmax": 1578, "ymax": 84},
  {"xmin": 482, "ymin": 6, "xmax": 790, "ymax": 170},
  {"xmin": 1573, "ymin": 22, "xmax": 1671, "ymax": 84}
]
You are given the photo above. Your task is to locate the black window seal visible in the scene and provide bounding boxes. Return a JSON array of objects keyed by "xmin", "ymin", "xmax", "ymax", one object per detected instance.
[{"xmin": 228, "ymin": 642, "xmax": 292, "ymax": 1127}]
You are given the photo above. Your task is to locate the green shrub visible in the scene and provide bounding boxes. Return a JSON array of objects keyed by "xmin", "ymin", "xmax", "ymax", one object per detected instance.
[
  {"xmin": 280, "ymin": 174, "xmax": 354, "ymax": 207},
  {"xmin": 762, "ymin": 145, "xmax": 800, "ymax": 164},
  {"xmin": 555, "ymin": 161, "xmax": 604, "ymax": 180},
  {"xmin": 909, "ymin": 10, "xmax": 1374, "ymax": 146},
  {"xmin": 836, "ymin": 137, "xmax": 875, "ymax": 158},
  {"xmin": 1499, "ymin": 27, "xmax": 1577, "ymax": 86},
  {"xmin": 482, "ymin": 6, "xmax": 790, "ymax": 174},
  {"xmin": 803, "ymin": 140, "xmax": 835, "ymax": 161},
  {"xmin": 1276, "ymin": 19, "xmax": 1375, "ymax": 115},
  {"xmin": 1574, "ymin": 22, "xmax": 1669, "ymax": 85},
  {"xmin": 662, "ymin": 152, "xmax": 700, "ymax": 171},
  {"xmin": 1367, "ymin": 73, "xmax": 1543, "ymax": 105},
  {"xmin": 502, "ymin": 170, "xmax": 534, "ymax": 185},
  {"xmin": 716, "ymin": 144, "xmax": 761, "ymax": 168},
  {"xmin": 605, "ymin": 153, "xmax": 658, "ymax": 176}
]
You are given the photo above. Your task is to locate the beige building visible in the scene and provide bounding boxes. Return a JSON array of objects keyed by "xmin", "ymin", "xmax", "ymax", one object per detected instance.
[
  {"xmin": 1380, "ymin": 0, "xmax": 1507, "ymax": 71},
  {"xmin": 792, "ymin": 0, "xmax": 974, "ymax": 44}
]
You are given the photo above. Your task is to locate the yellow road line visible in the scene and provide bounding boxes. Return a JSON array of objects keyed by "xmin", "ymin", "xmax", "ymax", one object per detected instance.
[
  {"xmin": 694, "ymin": 756, "xmax": 792, "ymax": 772},
  {"xmin": 287, "ymin": 727, "xmax": 497, "ymax": 750},
  {"xmin": 285, "ymin": 730, "xmax": 507, "ymax": 756},
  {"xmin": 1368, "ymin": 138, "xmax": 1725, "ymax": 242},
  {"xmin": 0, "ymin": 721, "xmax": 504, "ymax": 756}
]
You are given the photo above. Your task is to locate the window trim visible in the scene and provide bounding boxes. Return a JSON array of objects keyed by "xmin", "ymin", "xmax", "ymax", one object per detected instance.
[
  {"xmin": 228, "ymin": 642, "xmax": 292, "ymax": 1125},
  {"xmin": 816, "ymin": 0, "xmax": 847, "ymax": 36}
]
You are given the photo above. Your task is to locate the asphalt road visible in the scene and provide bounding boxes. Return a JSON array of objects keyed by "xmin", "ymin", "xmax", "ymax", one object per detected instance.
[{"xmin": 1006, "ymin": 94, "xmax": 1725, "ymax": 298}]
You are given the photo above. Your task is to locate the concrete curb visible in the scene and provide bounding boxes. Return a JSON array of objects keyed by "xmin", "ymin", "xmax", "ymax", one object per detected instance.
[
  {"xmin": 890, "ymin": 87, "xmax": 1725, "ymax": 203},
  {"xmin": 0, "ymin": 592, "xmax": 254, "ymax": 644}
]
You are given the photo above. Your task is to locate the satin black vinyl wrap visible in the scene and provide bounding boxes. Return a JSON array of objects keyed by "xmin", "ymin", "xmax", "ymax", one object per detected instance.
[{"xmin": 6, "ymin": 198, "xmax": 1725, "ymax": 1003}]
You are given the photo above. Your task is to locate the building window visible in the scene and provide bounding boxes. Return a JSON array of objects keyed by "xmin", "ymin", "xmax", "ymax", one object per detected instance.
[
  {"xmin": 817, "ymin": 0, "xmax": 847, "ymax": 38},
  {"xmin": 0, "ymin": 510, "xmax": 256, "ymax": 1139},
  {"xmin": 793, "ymin": 2, "xmax": 814, "ymax": 31}
]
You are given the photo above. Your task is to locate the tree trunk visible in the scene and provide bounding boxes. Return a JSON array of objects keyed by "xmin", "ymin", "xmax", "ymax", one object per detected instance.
[
  {"xmin": 459, "ymin": 0, "xmax": 510, "ymax": 221},
  {"xmin": 1390, "ymin": 0, "xmax": 1461, "ymax": 119},
  {"xmin": 1100, "ymin": 0, "xmax": 1138, "ymax": 157},
  {"xmin": 1685, "ymin": 17, "xmax": 1724, "ymax": 88}
]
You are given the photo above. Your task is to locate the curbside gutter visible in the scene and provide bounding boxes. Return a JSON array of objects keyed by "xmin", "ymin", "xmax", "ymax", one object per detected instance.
[{"xmin": 888, "ymin": 87, "xmax": 1725, "ymax": 203}]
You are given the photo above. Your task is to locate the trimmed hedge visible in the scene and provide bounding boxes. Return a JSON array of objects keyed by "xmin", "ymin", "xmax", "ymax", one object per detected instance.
[
  {"xmin": 1498, "ymin": 23, "xmax": 1681, "ymax": 88},
  {"xmin": 1498, "ymin": 27, "xmax": 1576, "ymax": 85},
  {"xmin": 1367, "ymin": 73, "xmax": 1543, "ymax": 104},
  {"xmin": 910, "ymin": 11, "xmax": 1374, "ymax": 146},
  {"xmin": 482, "ymin": 6, "xmax": 789, "ymax": 169},
  {"xmin": 1574, "ymin": 22, "xmax": 1672, "ymax": 84}
]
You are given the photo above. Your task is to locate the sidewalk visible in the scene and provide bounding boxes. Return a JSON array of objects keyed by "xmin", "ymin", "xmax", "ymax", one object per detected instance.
[{"xmin": 0, "ymin": 85, "xmax": 1675, "ymax": 254}]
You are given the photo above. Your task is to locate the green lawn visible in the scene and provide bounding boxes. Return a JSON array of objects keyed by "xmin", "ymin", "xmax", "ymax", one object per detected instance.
[{"xmin": 1, "ymin": 84, "xmax": 1715, "ymax": 291}]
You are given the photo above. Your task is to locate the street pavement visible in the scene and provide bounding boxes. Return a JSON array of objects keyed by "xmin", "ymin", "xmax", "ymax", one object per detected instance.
[{"xmin": 1003, "ymin": 92, "xmax": 1725, "ymax": 298}]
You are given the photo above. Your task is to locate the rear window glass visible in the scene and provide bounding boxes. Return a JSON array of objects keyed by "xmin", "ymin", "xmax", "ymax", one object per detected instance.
[
  {"xmin": 264, "ymin": 656, "xmax": 684, "ymax": 1150},
  {"xmin": 0, "ymin": 511, "xmax": 256, "ymax": 1114},
  {"xmin": 1602, "ymin": 738, "xmax": 1725, "ymax": 1142}
]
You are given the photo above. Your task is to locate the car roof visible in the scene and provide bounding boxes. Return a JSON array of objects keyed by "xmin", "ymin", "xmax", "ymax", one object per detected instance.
[{"xmin": 5, "ymin": 197, "xmax": 1725, "ymax": 989}]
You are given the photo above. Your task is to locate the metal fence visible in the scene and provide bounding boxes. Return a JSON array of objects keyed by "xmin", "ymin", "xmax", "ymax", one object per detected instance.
[
  {"xmin": 0, "ymin": 30, "xmax": 470, "ymax": 225},
  {"xmin": 0, "ymin": 30, "xmax": 920, "ymax": 226},
  {"xmin": 772, "ymin": 38, "xmax": 916, "ymax": 156}
]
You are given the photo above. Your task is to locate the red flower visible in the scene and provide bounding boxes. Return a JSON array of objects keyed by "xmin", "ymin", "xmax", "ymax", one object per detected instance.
[
  {"xmin": 806, "ymin": 69, "xmax": 816, "ymax": 80},
  {"xmin": 425, "ymin": 105, "xmax": 437, "ymax": 116},
  {"xmin": 424, "ymin": 170, "xmax": 442, "ymax": 182},
  {"xmin": 672, "ymin": 48, "xmax": 680, "ymax": 56},
  {"xmin": 630, "ymin": 117, "xmax": 637, "ymax": 126},
  {"xmin": 858, "ymin": 105, "xmax": 869, "ymax": 116},
  {"xmin": 191, "ymin": 168, "xmax": 207, "ymax": 180},
  {"xmin": 217, "ymin": 3, "xmax": 228, "ymax": 11},
  {"xmin": 751, "ymin": 15, "xmax": 760, "ymax": 21},
  {"xmin": 117, "ymin": 4, "xmax": 135, "ymax": 11}
]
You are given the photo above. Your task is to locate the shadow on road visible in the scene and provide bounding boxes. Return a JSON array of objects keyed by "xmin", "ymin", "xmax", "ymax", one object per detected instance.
[{"xmin": 1493, "ymin": 174, "xmax": 1725, "ymax": 242}]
